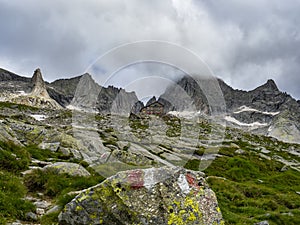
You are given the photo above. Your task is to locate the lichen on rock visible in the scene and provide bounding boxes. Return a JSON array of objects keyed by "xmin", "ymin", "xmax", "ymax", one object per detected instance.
[
  {"xmin": 58, "ymin": 167, "xmax": 224, "ymax": 224},
  {"xmin": 43, "ymin": 162, "xmax": 91, "ymax": 177}
]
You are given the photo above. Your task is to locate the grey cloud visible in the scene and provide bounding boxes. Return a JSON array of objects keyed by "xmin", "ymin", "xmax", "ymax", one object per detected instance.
[{"xmin": 0, "ymin": 0, "xmax": 299, "ymax": 99}]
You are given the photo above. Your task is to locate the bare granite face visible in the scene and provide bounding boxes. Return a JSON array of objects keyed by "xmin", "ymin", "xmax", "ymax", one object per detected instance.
[
  {"xmin": 58, "ymin": 167, "xmax": 224, "ymax": 225},
  {"xmin": 31, "ymin": 68, "xmax": 51, "ymax": 98}
]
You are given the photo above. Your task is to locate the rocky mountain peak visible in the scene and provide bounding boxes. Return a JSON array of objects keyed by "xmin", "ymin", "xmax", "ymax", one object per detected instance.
[
  {"xmin": 31, "ymin": 68, "xmax": 50, "ymax": 98},
  {"xmin": 0, "ymin": 68, "xmax": 30, "ymax": 82},
  {"xmin": 70, "ymin": 73, "xmax": 100, "ymax": 110},
  {"xmin": 146, "ymin": 96, "xmax": 157, "ymax": 106},
  {"xmin": 255, "ymin": 79, "xmax": 279, "ymax": 92}
]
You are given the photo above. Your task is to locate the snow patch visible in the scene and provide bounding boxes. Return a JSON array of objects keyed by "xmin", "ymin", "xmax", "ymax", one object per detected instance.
[
  {"xmin": 225, "ymin": 116, "xmax": 267, "ymax": 127},
  {"xmin": 67, "ymin": 104, "xmax": 97, "ymax": 113},
  {"xmin": 234, "ymin": 105, "xmax": 280, "ymax": 116},
  {"xmin": 16, "ymin": 91, "xmax": 27, "ymax": 96},
  {"xmin": 30, "ymin": 114, "xmax": 47, "ymax": 121},
  {"xmin": 66, "ymin": 105, "xmax": 82, "ymax": 111},
  {"xmin": 168, "ymin": 111, "xmax": 202, "ymax": 119}
]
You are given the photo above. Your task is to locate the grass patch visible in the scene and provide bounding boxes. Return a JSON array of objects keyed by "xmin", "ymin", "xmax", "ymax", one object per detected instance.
[
  {"xmin": 25, "ymin": 145, "xmax": 68, "ymax": 161},
  {"xmin": 0, "ymin": 170, "xmax": 35, "ymax": 222},
  {"xmin": 184, "ymin": 159, "xmax": 200, "ymax": 171},
  {"xmin": 23, "ymin": 168, "xmax": 105, "ymax": 224},
  {"xmin": 204, "ymin": 149, "xmax": 300, "ymax": 224},
  {"xmin": 0, "ymin": 141, "xmax": 30, "ymax": 173},
  {"xmin": 40, "ymin": 211, "xmax": 60, "ymax": 225},
  {"xmin": 0, "ymin": 101, "xmax": 39, "ymax": 112},
  {"xmin": 24, "ymin": 168, "xmax": 105, "ymax": 197}
]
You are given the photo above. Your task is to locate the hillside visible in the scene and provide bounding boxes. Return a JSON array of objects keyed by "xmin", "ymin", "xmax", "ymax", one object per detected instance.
[{"xmin": 0, "ymin": 68, "xmax": 299, "ymax": 224}]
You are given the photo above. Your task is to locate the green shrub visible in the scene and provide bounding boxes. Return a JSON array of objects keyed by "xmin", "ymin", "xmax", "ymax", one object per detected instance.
[
  {"xmin": 25, "ymin": 145, "xmax": 69, "ymax": 161},
  {"xmin": 184, "ymin": 159, "xmax": 200, "ymax": 171},
  {"xmin": 24, "ymin": 168, "xmax": 105, "ymax": 197},
  {"xmin": 0, "ymin": 170, "xmax": 35, "ymax": 221},
  {"xmin": 40, "ymin": 211, "xmax": 60, "ymax": 225},
  {"xmin": 0, "ymin": 141, "xmax": 30, "ymax": 173}
]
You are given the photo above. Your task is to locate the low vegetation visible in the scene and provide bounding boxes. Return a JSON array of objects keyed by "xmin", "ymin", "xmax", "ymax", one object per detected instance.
[
  {"xmin": 184, "ymin": 129, "xmax": 300, "ymax": 225},
  {"xmin": 1, "ymin": 104, "xmax": 300, "ymax": 224},
  {"xmin": 24, "ymin": 168, "xmax": 104, "ymax": 197},
  {"xmin": 0, "ymin": 141, "xmax": 105, "ymax": 224},
  {"xmin": 0, "ymin": 171, "xmax": 35, "ymax": 224}
]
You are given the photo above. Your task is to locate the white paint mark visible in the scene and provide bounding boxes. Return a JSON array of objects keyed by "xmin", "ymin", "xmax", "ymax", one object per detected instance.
[{"xmin": 177, "ymin": 174, "xmax": 190, "ymax": 194}]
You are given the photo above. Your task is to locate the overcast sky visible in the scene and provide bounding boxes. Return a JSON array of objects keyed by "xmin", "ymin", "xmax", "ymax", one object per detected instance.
[{"xmin": 0, "ymin": 0, "xmax": 299, "ymax": 100}]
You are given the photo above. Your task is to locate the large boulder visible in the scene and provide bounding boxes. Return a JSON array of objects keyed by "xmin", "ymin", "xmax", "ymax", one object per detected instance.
[
  {"xmin": 58, "ymin": 167, "xmax": 224, "ymax": 225},
  {"xmin": 43, "ymin": 162, "xmax": 90, "ymax": 177}
]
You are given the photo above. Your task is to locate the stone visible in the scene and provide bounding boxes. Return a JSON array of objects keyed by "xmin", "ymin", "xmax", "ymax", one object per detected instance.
[
  {"xmin": 160, "ymin": 152, "xmax": 182, "ymax": 161},
  {"xmin": 58, "ymin": 147, "xmax": 71, "ymax": 156},
  {"xmin": 254, "ymin": 221, "xmax": 269, "ymax": 225},
  {"xmin": 235, "ymin": 149, "xmax": 245, "ymax": 154},
  {"xmin": 31, "ymin": 159, "xmax": 53, "ymax": 167},
  {"xmin": 43, "ymin": 162, "xmax": 91, "ymax": 177},
  {"xmin": 11, "ymin": 222, "xmax": 22, "ymax": 225},
  {"xmin": 36, "ymin": 208, "xmax": 45, "ymax": 215},
  {"xmin": 34, "ymin": 200, "xmax": 51, "ymax": 209},
  {"xmin": 25, "ymin": 212, "xmax": 38, "ymax": 221},
  {"xmin": 230, "ymin": 143, "xmax": 240, "ymax": 149},
  {"xmin": 59, "ymin": 167, "xmax": 224, "ymax": 225},
  {"xmin": 260, "ymin": 148, "xmax": 271, "ymax": 154},
  {"xmin": 38, "ymin": 142, "xmax": 60, "ymax": 152},
  {"xmin": 37, "ymin": 192, "xmax": 44, "ymax": 198},
  {"xmin": 117, "ymin": 141, "xmax": 130, "ymax": 150},
  {"xmin": 281, "ymin": 165, "xmax": 289, "ymax": 172},
  {"xmin": 70, "ymin": 148, "xmax": 82, "ymax": 159},
  {"xmin": 46, "ymin": 205, "xmax": 62, "ymax": 215},
  {"xmin": 112, "ymin": 149, "xmax": 154, "ymax": 166}
]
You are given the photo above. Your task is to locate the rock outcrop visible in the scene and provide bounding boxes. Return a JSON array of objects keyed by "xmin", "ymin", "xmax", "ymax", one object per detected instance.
[
  {"xmin": 159, "ymin": 76, "xmax": 210, "ymax": 114},
  {"xmin": 131, "ymin": 100, "xmax": 144, "ymax": 114},
  {"xmin": 68, "ymin": 73, "xmax": 100, "ymax": 111},
  {"xmin": 58, "ymin": 167, "xmax": 224, "ymax": 225},
  {"xmin": 146, "ymin": 96, "xmax": 157, "ymax": 106},
  {"xmin": 11, "ymin": 68, "xmax": 62, "ymax": 109},
  {"xmin": 30, "ymin": 68, "xmax": 51, "ymax": 98},
  {"xmin": 43, "ymin": 162, "xmax": 91, "ymax": 177},
  {"xmin": 69, "ymin": 74, "xmax": 139, "ymax": 115},
  {"xmin": 0, "ymin": 68, "xmax": 32, "ymax": 100},
  {"xmin": 48, "ymin": 75, "xmax": 82, "ymax": 106}
]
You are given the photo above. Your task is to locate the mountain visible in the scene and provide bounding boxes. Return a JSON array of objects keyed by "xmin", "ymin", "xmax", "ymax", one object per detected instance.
[
  {"xmin": 0, "ymin": 68, "xmax": 30, "ymax": 82},
  {"xmin": 68, "ymin": 73, "xmax": 139, "ymax": 115},
  {"xmin": 0, "ymin": 68, "xmax": 140, "ymax": 115},
  {"xmin": 159, "ymin": 76, "xmax": 210, "ymax": 113},
  {"xmin": 47, "ymin": 75, "xmax": 82, "ymax": 106},
  {"xmin": 160, "ymin": 75, "xmax": 300, "ymax": 143},
  {"xmin": 0, "ymin": 67, "xmax": 300, "ymax": 225},
  {"xmin": 0, "ymin": 68, "xmax": 32, "ymax": 99}
]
